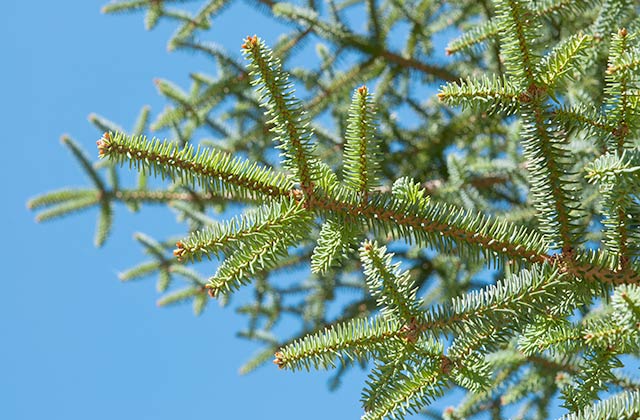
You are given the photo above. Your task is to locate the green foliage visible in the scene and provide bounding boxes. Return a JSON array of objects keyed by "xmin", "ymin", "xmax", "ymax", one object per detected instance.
[
  {"xmin": 32, "ymin": 0, "xmax": 640, "ymax": 419},
  {"xmin": 359, "ymin": 241, "xmax": 421, "ymax": 322},
  {"xmin": 310, "ymin": 217, "xmax": 360, "ymax": 274},
  {"xmin": 558, "ymin": 390, "xmax": 640, "ymax": 420},
  {"xmin": 97, "ymin": 131, "xmax": 294, "ymax": 201},
  {"xmin": 242, "ymin": 35, "xmax": 321, "ymax": 194},
  {"xmin": 343, "ymin": 86, "xmax": 381, "ymax": 197},
  {"xmin": 538, "ymin": 33, "xmax": 594, "ymax": 89},
  {"xmin": 438, "ymin": 75, "xmax": 520, "ymax": 115}
]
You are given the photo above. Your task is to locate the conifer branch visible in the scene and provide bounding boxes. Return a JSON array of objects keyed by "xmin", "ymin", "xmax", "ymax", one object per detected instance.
[
  {"xmin": 605, "ymin": 28, "xmax": 636, "ymax": 152},
  {"xmin": 241, "ymin": 35, "xmax": 320, "ymax": 195},
  {"xmin": 132, "ymin": 105, "xmax": 151, "ymax": 136},
  {"xmin": 531, "ymin": 0, "xmax": 599, "ymax": 17},
  {"xmin": 585, "ymin": 150, "xmax": 640, "ymax": 184},
  {"xmin": 118, "ymin": 233, "xmax": 201, "ymax": 294},
  {"xmin": 101, "ymin": 0, "xmax": 152, "ymax": 14},
  {"xmin": 592, "ymin": 0, "xmax": 634, "ymax": 40},
  {"xmin": 361, "ymin": 360, "xmax": 448, "ymax": 420},
  {"xmin": 32, "ymin": 195, "xmax": 101, "ymax": 223},
  {"xmin": 156, "ymin": 285, "xmax": 209, "ymax": 311},
  {"xmin": 595, "ymin": 29, "xmax": 640, "ymax": 263},
  {"xmin": 552, "ymin": 105, "xmax": 614, "ymax": 140},
  {"xmin": 28, "ymin": 189, "xmax": 99, "ymax": 210},
  {"xmin": 114, "ymin": 189, "xmax": 229, "ymax": 204},
  {"xmin": 343, "ymin": 85, "xmax": 381, "ymax": 200},
  {"xmin": 445, "ymin": 0, "xmax": 586, "ymax": 252},
  {"xmin": 566, "ymin": 250, "xmax": 640, "ymax": 285},
  {"xmin": 310, "ymin": 218, "xmax": 360, "ymax": 274},
  {"xmin": 496, "ymin": 0, "xmax": 539, "ymax": 87},
  {"xmin": 446, "ymin": 19, "xmax": 500, "ymax": 55},
  {"xmin": 528, "ymin": 354, "xmax": 640, "ymax": 392},
  {"xmin": 437, "ymin": 75, "xmax": 520, "ymax": 115},
  {"xmin": 207, "ymin": 236, "xmax": 291, "ymax": 297},
  {"xmin": 173, "ymin": 198, "xmax": 309, "ymax": 262},
  {"xmin": 538, "ymin": 33, "xmax": 593, "ymax": 89},
  {"xmin": 607, "ymin": 51, "xmax": 640, "ymax": 76},
  {"xmin": 447, "ymin": 0, "xmax": 598, "ymax": 56},
  {"xmin": 586, "ymin": 150, "xmax": 640, "ymax": 263},
  {"xmin": 611, "ymin": 284, "xmax": 640, "ymax": 332},
  {"xmin": 119, "ymin": 260, "xmax": 165, "ymax": 283},
  {"xmin": 562, "ymin": 348, "xmax": 624, "ymax": 411},
  {"xmin": 32, "ymin": 3, "xmax": 640, "ymax": 417},
  {"xmin": 360, "ymin": 241, "xmax": 421, "ymax": 322},
  {"xmin": 419, "ymin": 265, "xmax": 564, "ymax": 337},
  {"xmin": 519, "ymin": 284, "xmax": 640, "ymax": 358},
  {"xmin": 273, "ymin": 316, "xmax": 403, "ymax": 371},
  {"xmin": 96, "ymin": 131, "xmax": 294, "ymax": 201},
  {"xmin": 89, "ymin": 112, "xmax": 126, "ymax": 134},
  {"xmin": 97, "ymin": 131, "xmax": 551, "ymax": 268},
  {"xmin": 144, "ymin": 3, "xmax": 161, "ymax": 30},
  {"xmin": 306, "ymin": 58, "xmax": 385, "ymax": 117},
  {"xmin": 557, "ymin": 390, "xmax": 640, "ymax": 420},
  {"xmin": 61, "ymin": 135, "xmax": 107, "ymax": 192},
  {"xmin": 272, "ymin": 3, "xmax": 459, "ymax": 81},
  {"xmin": 95, "ymin": 201, "xmax": 114, "ymax": 247},
  {"xmin": 310, "ymin": 193, "xmax": 550, "ymax": 266},
  {"xmin": 167, "ymin": 0, "xmax": 231, "ymax": 50}
]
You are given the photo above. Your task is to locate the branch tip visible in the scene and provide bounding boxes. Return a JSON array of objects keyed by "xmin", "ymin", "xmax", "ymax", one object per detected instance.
[
  {"xmin": 273, "ymin": 351, "xmax": 286, "ymax": 369},
  {"xmin": 96, "ymin": 132, "xmax": 111, "ymax": 157},
  {"xmin": 241, "ymin": 35, "xmax": 258, "ymax": 50},
  {"xmin": 205, "ymin": 284, "xmax": 217, "ymax": 298},
  {"xmin": 173, "ymin": 241, "xmax": 186, "ymax": 260}
]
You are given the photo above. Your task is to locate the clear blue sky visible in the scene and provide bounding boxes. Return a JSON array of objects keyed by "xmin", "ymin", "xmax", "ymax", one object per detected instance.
[{"xmin": 2, "ymin": 2, "xmax": 372, "ymax": 419}]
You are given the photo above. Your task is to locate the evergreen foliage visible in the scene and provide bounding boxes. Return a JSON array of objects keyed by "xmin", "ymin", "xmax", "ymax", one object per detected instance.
[{"xmin": 31, "ymin": 0, "xmax": 640, "ymax": 418}]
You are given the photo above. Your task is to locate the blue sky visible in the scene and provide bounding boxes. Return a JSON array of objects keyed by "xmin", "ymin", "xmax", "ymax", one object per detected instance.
[{"xmin": 2, "ymin": 2, "xmax": 371, "ymax": 419}]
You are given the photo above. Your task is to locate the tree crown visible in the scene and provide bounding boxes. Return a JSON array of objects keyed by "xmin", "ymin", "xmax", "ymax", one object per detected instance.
[{"xmin": 30, "ymin": 0, "xmax": 640, "ymax": 418}]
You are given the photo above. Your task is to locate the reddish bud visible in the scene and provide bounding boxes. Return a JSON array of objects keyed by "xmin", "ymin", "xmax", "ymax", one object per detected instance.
[
  {"xmin": 241, "ymin": 35, "xmax": 258, "ymax": 50},
  {"xmin": 205, "ymin": 284, "xmax": 217, "ymax": 298},
  {"xmin": 96, "ymin": 133, "xmax": 111, "ymax": 157},
  {"xmin": 173, "ymin": 242, "xmax": 186, "ymax": 260},
  {"xmin": 273, "ymin": 352, "xmax": 286, "ymax": 369}
]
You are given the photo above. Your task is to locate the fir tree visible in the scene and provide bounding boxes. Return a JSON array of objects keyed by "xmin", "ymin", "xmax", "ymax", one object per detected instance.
[{"xmin": 30, "ymin": 0, "xmax": 640, "ymax": 418}]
